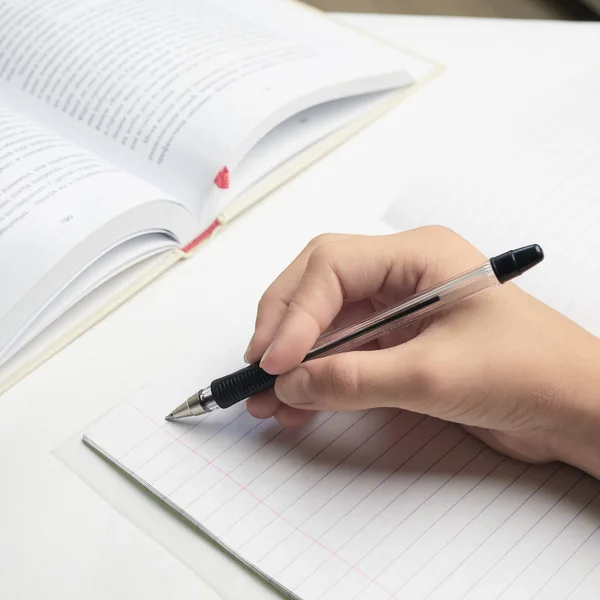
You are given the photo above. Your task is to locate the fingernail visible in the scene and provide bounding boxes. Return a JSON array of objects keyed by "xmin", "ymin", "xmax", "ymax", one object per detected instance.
[
  {"xmin": 275, "ymin": 368, "xmax": 314, "ymax": 405},
  {"xmin": 259, "ymin": 341, "xmax": 275, "ymax": 368}
]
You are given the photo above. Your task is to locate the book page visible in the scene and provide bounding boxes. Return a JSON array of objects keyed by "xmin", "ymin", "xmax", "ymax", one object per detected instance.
[
  {"xmin": 3, "ymin": 234, "xmax": 175, "ymax": 361},
  {"xmin": 84, "ymin": 351, "xmax": 600, "ymax": 600},
  {"xmin": 0, "ymin": 0, "xmax": 415, "ymax": 227},
  {"xmin": 0, "ymin": 104, "xmax": 195, "ymax": 366},
  {"xmin": 213, "ymin": 89, "xmax": 399, "ymax": 219},
  {"xmin": 0, "ymin": 249, "xmax": 176, "ymax": 396}
]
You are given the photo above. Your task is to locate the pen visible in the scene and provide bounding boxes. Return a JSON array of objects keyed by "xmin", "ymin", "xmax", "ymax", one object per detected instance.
[{"xmin": 165, "ymin": 244, "xmax": 544, "ymax": 421}]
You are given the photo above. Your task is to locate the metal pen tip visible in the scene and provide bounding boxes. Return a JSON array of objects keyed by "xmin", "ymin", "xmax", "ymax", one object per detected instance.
[{"xmin": 164, "ymin": 388, "xmax": 215, "ymax": 422}]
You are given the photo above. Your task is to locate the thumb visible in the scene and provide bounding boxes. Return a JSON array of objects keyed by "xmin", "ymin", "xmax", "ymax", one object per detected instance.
[{"xmin": 273, "ymin": 339, "xmax": 436, "ymax": 413}]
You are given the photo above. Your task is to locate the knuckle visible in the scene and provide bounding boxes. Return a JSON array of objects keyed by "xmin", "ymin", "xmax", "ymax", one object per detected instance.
[
  {"xmin": 411, "ymin": 225, "xmax": 483, "ymax": 269},
  {"xmin": 307, "ymin": 243, "xmax": 334, "ymax": 269},
  {"xmin": 256, "ymin": 290, "xmax": 276, "ymax": 314},
  {"xmin": 286, "ymin": 296, "xmax": 322, "ymax": 335},
  {"xmin": 417, "ymin": 224, "xmax": 460, "ymax": 242},
  {"xmin": 286, "ymin": 296, "xmax": 307, "ymax": 319},
  {"xmin": 256, "ymin": 289, "xmax": 286, "ymax": 323},
  {"xmin": 306, "ymin": 233, "xmax": 339, "ymax": 251}
]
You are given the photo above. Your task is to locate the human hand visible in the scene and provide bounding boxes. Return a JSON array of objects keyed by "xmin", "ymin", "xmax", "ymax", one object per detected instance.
[{"xmin": 245, "ymin": 227, "xmax": 600, "ymax": 479}]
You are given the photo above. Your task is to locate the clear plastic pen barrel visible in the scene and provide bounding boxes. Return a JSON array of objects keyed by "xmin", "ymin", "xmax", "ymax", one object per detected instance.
[{"xmin": 308, "ymin": 262, "xmax": 498, "ymax": 359}]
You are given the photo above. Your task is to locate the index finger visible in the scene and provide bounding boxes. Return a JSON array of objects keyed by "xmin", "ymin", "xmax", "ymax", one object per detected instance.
[
  {"xmin": 245, "ymin": 233, "xmax": 352, "ymax": 363},
  {"xmin": 259, "ymin": 234, "xmax": 403, "ymax": 374}
]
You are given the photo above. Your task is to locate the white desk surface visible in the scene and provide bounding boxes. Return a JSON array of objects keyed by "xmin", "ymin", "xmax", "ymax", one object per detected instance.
[{"xmin": 2, "ymin": 13, "xmax": 600, "ymax": 600}]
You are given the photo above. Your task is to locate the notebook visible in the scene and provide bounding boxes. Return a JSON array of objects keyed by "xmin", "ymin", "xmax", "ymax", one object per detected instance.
[
  {"xmin": 83, "ymin": 374, "xmax": 600, "ymax": 600},
  {"xmin": 0, "ymin": 0, "xmax": 439, "ymax": 394},
  {"xmin": 83, "ymin": 64, "xmax": 600, "ymax": 599}
]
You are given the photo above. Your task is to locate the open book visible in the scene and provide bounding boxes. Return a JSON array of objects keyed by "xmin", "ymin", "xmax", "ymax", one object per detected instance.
[{"xmin": 0, "ymin": 0, "xmax": 436, "ymax": 389}]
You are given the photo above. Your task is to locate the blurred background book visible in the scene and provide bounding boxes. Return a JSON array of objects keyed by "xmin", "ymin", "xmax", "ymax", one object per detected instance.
[{"xmin": 306, "ymin": 0, "xmax": 600, "ymax": 19}]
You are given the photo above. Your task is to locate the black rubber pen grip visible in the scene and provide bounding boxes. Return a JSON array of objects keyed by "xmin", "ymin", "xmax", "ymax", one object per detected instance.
[{"xmin": 211, "ymin": 363, "xmax": 277, "ymax": 409}]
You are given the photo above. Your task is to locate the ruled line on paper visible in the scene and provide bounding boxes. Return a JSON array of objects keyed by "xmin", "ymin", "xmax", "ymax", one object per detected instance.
[
  {"xmin": 564, "ymin": 556, "xmax": 600, "ymax": 600},
  {"xmin": 221, "ymin": 412, "xmax": 375, "ymax": 550},
  {"xmin": 86, "ymin": 394, "xmax": 600, "ymax": 600},
  {"xmin": 343, "ymin": 451, "xmax": 506, "ymax": 600},
  {"xmin": 149, "ymin": 412, "xmax": 279, "ymax": 490},
  {"xmin": 340, "ymin": 451, "xmax": 496, "ymax": 600},
  {"xmin": 532, "ymin": 522, "xmax": 600, "ymax": 599},
  {"xmin": 128, "ymin": 409, "xmax": 250, "ymax": 475},
  {"xmin": 202, "ymin": 415, "xmax": 339, "ymax": 536},
  {"xmin": 494, "ymin": 490, "xmax": 600, "ymax": 599},
  {"xmin": 422, "ymin": 465, "xmax": 565, "ymax": 600},
  {"xmin": 303, "ymin": 431, "xmax": 471, "ymax": 596},
  {"xmin": 248, "ymin": 412, "xmax": 403, "ymax": 563},
  {"xmin": 259, "ymin": 413, "xmax": 427, "ymax": 567},
  {"xmin": 394, "ymin": 463, "xmax": 532, "ymax": 594},
  {"xmin": 459, "ymin": 474, "xmax": 586, "ymax": 599},
  {"xmin": 271, "ymin": 419, "xmax": 450, "ymax": 582},
  {"xmin": 126, "ymin": 403, "xmax": 406, "ymax": 599}
]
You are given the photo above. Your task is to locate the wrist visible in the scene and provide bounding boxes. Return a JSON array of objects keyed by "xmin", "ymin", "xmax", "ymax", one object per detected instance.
[{"xmin": 550, "ymin": 334, "xmax": 600, "ymax": 480}]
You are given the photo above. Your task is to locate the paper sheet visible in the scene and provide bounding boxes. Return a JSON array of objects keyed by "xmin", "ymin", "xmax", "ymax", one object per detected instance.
[
  {"xmin": 84, "ymin": 351, "xmax": 600, "ymax": 600},
  {"xmin": 386, "ymin": 65, "xmax": 600, "ymax": 338}
]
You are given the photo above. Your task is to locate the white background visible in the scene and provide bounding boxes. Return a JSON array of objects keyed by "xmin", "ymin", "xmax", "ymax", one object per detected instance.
[{"xmin": 2, "ymin": 11, "xmax": 600, "ymax": 600}]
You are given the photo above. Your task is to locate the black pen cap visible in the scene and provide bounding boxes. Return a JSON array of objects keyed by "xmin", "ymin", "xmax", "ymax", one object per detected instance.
[{"xmin": 490, "ymin": 244, "xmax": 544, "ymax": 283}]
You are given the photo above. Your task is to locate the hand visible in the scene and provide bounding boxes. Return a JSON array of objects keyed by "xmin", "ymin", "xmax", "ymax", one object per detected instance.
[{"xmin": 245, "ymin": 226, "xmax": 600, "ymax": 479}]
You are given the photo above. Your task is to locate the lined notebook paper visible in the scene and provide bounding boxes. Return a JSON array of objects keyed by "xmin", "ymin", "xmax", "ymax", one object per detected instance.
[
  {"xmin": 83, "ymin": 66, "xmax": 600, "ymax": 600},
  {"xmin": 84, "ymin": 353, "xmax": 600, "ymax": 600}
]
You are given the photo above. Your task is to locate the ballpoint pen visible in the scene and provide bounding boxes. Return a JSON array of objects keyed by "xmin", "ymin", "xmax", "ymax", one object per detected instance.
[{"xmin": 165, "ymin": 244, "xmax": 544, "ymax": 421}]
